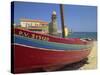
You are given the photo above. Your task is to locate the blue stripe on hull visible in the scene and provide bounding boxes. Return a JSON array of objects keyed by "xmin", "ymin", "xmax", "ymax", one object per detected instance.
[{"xmin": 14, "ymin": 35, "xmax": 91, "ymax": 50}]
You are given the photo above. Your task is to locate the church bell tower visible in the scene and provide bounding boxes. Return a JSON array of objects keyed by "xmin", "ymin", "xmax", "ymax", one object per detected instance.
[{"xmin": 49, "ymin": 11, "xmax": 58, "ymax": 36}]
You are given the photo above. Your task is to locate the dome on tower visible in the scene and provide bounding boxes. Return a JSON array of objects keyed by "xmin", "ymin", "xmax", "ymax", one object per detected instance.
[{"xmin": 52, "ymin": 11, "xmax": 56, "ymax": 15}]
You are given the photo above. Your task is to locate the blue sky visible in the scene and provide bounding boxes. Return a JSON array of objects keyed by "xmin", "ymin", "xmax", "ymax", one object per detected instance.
[{"xmin": 13, "ymin": 1, "xmax": 97, "ymax": 32}]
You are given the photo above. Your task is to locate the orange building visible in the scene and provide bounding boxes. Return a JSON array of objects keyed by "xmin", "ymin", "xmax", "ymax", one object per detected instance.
[{"xmin": 19, "ymin": 19, "xmax": 49, "ymax": 34}]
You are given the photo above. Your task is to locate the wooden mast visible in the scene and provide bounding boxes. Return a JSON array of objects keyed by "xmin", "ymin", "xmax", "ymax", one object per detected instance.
[{"xmin": 60, "ymin": 4, "xmax": 65, "ymax": 38}]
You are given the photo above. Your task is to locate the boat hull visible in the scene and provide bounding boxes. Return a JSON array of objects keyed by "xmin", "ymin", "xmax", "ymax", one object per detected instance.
[
  {"xmin": 13, "ymin": 44, "xmax": 91, "ymax": 73},
  {"xmin": 12, "ymin": 28, "xmax": 93, "ymax": 73}
]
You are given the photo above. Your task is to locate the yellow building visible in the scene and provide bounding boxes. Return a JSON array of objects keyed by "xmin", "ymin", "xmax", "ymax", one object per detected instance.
[{"xmin": 19, "ymin": 19, "xmax": 48, "ymax": 34}]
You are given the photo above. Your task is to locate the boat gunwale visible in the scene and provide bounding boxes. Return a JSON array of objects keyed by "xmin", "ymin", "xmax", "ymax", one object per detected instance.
[
  {"xmin": 14, "ymin": 34, "xmax": 93, "ymax": 46},
  {"xmin": 14, "ymin": 28, "xmax": 92, "ymax": 45}
]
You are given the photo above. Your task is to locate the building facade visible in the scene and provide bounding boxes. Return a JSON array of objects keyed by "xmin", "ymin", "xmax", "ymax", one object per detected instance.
[{"xmin": 19, "ymin": 19, "xmax": 48, "ymax": 34}]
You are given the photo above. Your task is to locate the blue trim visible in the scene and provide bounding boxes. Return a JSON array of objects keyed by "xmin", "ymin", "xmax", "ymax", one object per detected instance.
[{"xmin": 14, "ymin": 35, "xmax": 91, "ymax": 50}]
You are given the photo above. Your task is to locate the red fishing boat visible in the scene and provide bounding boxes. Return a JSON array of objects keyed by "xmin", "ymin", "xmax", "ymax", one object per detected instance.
[{"xmin": 12, "ymin": 28, "xmax": 93, "ymax": 73}]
